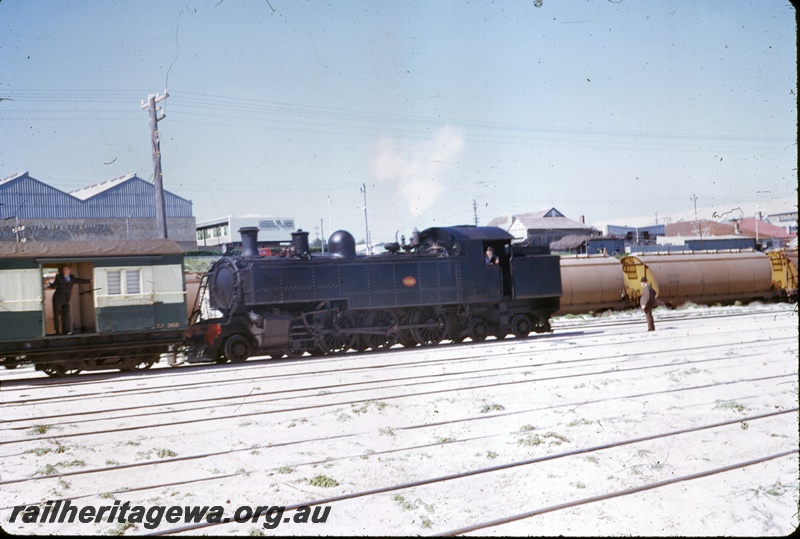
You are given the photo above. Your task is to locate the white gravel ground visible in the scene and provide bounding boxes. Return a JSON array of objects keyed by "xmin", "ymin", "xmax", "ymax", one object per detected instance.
[{"xmin": 0, "ymin": 302, "xmax": 797, "ymax": 536}]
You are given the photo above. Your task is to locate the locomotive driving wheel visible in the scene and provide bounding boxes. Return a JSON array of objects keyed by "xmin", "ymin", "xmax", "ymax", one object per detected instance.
[
  {"xmin": 510, "ymin": 314, "xmax": 532, "ymax": 338},
  {"xmin": 363, "ymin": 309, "xmax": 399, "ymax": 350},
  {"xmin": 410, "ymin": 307, "xmax": 447, "ymax": 346},
  {"xmin": 224, "ymin": 334, "xmax": 252, "ymax": 363},
  {"xmin": 319, "ymin": 313, "xmax": 356, "ymax": 355},
  {"xmin": 398, "ymin": 313, "xmax": 418, "ymax": 348},
  {"xmin": 468, "ymin": 316, "xmax": 489, "ymax": 342}
]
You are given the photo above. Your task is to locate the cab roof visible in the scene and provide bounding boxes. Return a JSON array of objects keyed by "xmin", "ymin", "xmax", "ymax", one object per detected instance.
[{"xmin": 420, "ymin": 226, "xmax": 514, "ymax": 242}]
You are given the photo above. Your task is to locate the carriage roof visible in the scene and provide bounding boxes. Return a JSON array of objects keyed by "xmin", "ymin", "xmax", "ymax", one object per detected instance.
[{"xmin": 0, "ymin": 240, "xmax": 184, "ymax": 260}]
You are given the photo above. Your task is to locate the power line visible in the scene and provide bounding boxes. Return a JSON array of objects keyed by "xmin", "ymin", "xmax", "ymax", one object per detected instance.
[{"xmin": 1, "ymin": 89, "xmax": 791, "ymax": 147}]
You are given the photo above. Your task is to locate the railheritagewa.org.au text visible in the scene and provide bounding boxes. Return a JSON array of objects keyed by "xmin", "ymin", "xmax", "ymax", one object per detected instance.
[{"xmin": 9, "ymin": 500, "xmax": 331, "ymax": 530}]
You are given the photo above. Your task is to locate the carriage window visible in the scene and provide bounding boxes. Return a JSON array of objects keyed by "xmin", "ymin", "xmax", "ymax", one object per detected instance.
[
  {"xmin": 106, "ymin": 269, "xmax": 141, "ymax": 295},
  {"xmin": 107, "ymin": 270, "xmax": 122, "ymax": 295},
  {"xmin": 126, "ymin": 270, "xmax": 141, "ymax": 294}
]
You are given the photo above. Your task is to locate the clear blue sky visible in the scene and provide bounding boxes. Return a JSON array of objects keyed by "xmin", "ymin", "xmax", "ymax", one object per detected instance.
[{"xmin": 1, "ymin": 0, "xmax": 796, "ymax": 243}]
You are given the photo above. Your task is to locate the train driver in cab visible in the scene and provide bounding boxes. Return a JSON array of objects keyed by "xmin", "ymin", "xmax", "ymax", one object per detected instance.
[{"xmin": 485, "ymin": 246, "xmax": 499, "ymax": 265}]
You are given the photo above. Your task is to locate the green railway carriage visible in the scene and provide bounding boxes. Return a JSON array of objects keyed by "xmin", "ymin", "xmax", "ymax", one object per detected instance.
[{"xmin": 0, "ymin": 240, "xmax": 187, "ymax": 376}]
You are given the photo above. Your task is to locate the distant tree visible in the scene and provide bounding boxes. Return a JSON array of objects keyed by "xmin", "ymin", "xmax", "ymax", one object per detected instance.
[{"xmin": 309, "ymin": 238, "xmax": 328, "ymax": 253}]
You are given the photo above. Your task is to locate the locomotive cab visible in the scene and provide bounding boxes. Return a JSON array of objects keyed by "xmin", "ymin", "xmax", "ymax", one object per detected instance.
[{"xmin": 482, "ymin": 241, "xmax": 512, "ymax": 298}]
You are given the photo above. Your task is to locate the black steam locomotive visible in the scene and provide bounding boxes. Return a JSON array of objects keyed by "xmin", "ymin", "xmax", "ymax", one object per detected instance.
[{"xmin": 186, "ymin": 225, "xmax": 562, "ymax": 363}]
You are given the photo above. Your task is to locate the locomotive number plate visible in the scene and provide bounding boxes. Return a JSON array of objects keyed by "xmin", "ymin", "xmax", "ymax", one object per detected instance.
[{"xmin": 402, "ymin": 276, "xmax": 417, "ymax": 287}]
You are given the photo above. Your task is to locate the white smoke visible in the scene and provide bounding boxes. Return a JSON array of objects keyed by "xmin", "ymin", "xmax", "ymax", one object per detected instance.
[{"xmin": 371, "ymin": 125, "xmax": 464, "ymax": 219}]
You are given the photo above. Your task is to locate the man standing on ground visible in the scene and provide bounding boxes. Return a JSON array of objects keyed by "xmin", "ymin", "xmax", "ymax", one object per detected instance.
[{"xmin": 640, "ymin": 276, "xmax": 657, "ymax": 331}]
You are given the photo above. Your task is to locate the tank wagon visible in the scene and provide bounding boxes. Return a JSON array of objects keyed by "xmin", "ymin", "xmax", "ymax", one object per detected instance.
[
  {"xmin": 557, "ymin": 256, "xmax": 628, "ymax": 314},
  {"xmin": 186, "ymin": 225, "xmax": 562, "ymax": 363},
  {"xmin": 0, "ymin": 240, "xmax": 187, "ymax": 376},
  {"xmin": 621, "ymin": 251, "xmax": 792, "ymax": 306},
  {"xmin": 767, "ymin": 251, "xmax": 798, "ymax": 299},
  {"xmin": 783, "ymin": 249, "xmax": 798, "ymax": 270}
]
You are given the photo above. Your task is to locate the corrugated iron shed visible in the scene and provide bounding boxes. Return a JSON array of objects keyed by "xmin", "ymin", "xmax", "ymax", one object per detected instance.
[{"xmin": 0, "ymin": 172, "xmax": 192, "ymax": 219}]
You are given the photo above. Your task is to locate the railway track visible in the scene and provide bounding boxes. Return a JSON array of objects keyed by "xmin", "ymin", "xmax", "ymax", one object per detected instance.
[
  {"xmin": 0, "ymin": 303, "xmax": 790, "ymax": 385},
  {"xmin": 0, "ymin": 304, "xmax": 796, "ymax": 535},
  {"xmin": 1, "ymin": 319, "xmax": 793, "ymax": 439},
  {"xmin": 1, "ymin": 302, "xmax": 791, "ymax": 396}
]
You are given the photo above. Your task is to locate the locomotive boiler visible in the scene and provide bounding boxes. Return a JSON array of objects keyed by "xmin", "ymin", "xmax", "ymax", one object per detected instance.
[{"xmin": 186, "ymin": 225, "xmax": 562, "ymax": 363}]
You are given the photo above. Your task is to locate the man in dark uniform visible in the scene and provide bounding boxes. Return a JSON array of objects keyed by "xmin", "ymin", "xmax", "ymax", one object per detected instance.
[
  {"xmin": 48, "ymin": 265, "xmax": 91, "ymax": 335},
  {"xmin": 485, "ymin": 246, "xmax": 499, "ymax": 265},
  {"xmin": 640, "ymin": 276, "xmax": 657, "ymax": 331}
]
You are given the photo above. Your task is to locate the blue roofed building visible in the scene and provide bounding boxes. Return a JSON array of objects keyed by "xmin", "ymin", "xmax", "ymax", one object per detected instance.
[{"xmin": 0, "ymin": 172, "xmax": 196, "ymax": 249}]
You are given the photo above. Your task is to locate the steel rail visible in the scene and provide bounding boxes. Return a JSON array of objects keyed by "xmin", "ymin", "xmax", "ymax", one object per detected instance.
[
  {"xmin": 1, "ymin": 304, "xmax": 791, "ymax": 386},
  {"xmin": 2, "ymin": 310, "xmax": 789, "ymax": 403},
  {"xmin": 2, "ymin": 354, "xmax": 793, "ymax": 448},
  {"xmin": 3, "ymin": 330, "xmax": 793, "ymax": 429},
  {"xmin": 434, "ymin": 449, "xmax": 799, "ymax": 536},
  {"xmin": 2, "ymin": 405, "xmax": 794, "ymax": 491},
  {"xmin": 139, "ymin": 408, "xmax": 798, "ymax": 535},
  {"xmin": 1, "ymin": 371, "xmax": 793, "ymax": 466}
]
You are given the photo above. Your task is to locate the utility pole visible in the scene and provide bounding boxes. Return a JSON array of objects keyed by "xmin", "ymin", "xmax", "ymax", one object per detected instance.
[
  {"xmin": 755, "ymin": 207, "xmax": 761, "ymax": 243},
  {"xmin": 142, "ymin": 91, "xmax": 169, "ymax": 239},
  {"xmin": 473, "ymin": 199, "xmax": 478, "ymax": 226},
  {"xmin": 327, "ymin": 196, "xmax": 333, "ymax": 234},
  {"xmin": 2, "ymin": 200, "xmax": 27, "ymax": 242},
  {"xmin": 320, "ymin": 218, "xmax": 325, "ymax": 253},
  {"xmin": 12, "ymin": 215, "xmax": 25, "ymax": 242},
  {"xmin": 361, "ymin": 183, "xmax": 372, "ymax": 254}
]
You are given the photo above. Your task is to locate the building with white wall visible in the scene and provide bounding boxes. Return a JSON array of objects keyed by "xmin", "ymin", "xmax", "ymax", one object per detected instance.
[{"xmin": 196, "ymin": 215, "xmax": 296, "ymax": 252}]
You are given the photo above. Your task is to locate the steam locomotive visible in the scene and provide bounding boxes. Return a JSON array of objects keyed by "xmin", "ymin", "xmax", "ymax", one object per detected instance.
[{"xmin": 186, "ymin": 225, "xmax": 563, "ymax": 363}]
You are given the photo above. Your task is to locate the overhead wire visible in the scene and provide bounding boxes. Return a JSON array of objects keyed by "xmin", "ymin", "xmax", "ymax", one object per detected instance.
[{"xmin": 0, "ymin": 89, "xmax": 790, "ymax": 151}]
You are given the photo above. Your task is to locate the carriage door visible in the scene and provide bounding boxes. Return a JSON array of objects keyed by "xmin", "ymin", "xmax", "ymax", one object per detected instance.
[
  {"xmin": 75, "ymin": 262, "xmax": 97, "ymax": 334},
  {"xmin": 41, "ymin": 263, "xmax": 96, "ymax": 335}
]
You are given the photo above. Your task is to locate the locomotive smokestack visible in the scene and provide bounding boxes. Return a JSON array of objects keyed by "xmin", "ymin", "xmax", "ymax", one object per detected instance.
[
  {"xmin": 239, "ymin": 227, "xmax": 259, "ymax": 257},
  {"xmin": 291, "ymin": 229, "xmax": 310, "ymax": 257}
]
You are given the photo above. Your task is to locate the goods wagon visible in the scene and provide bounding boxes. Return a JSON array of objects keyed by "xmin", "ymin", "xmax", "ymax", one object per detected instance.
[
  {"xmin": 557, "ymin": 256, "xmax": 629, "ymax": 314},
  {"xmin": 768, "ymin": 250, "xmax": 798, "ymax": 298},
  {"xmin": 621, "ymin": 251, "xmax": 780, "ymax": 306}
]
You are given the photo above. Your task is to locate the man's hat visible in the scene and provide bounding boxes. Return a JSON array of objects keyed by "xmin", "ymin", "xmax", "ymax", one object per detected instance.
[{"xmin": 640, "ymin": 276, "xmax": 648, "ymax": 282}]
